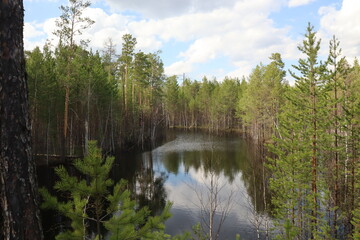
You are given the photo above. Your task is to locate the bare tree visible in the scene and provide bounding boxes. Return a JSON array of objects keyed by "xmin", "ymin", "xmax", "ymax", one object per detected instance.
[
  {"xmin": 187, "ymin": 150, "xmax": 235, "ymax": 240},
  {"xmin": 240, "ymin": 192, "xmax": 272, "ymax": 240}
]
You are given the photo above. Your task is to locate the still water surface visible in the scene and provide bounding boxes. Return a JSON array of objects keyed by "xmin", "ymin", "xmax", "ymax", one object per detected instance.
[
  {"xmin": 38, "ymin": 130, "xmax": 269, "ymax": 239},
  {"xmin": 116, "ymin": 130, "xmax": 269, "ymax": 240}
]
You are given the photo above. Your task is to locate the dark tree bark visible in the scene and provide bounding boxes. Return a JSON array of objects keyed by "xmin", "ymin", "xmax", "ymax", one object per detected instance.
[{"xmin": 0, "ymin": 0, "xmax": 43, "ymax": 239}]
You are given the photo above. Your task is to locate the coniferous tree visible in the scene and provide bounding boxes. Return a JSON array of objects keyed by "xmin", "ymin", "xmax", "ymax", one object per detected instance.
[
  {"xmin": 197, "ymin": 77, "xmax": 216, "ymax": 128},
  {"xmin": 216, "ymin": 78, "xmax": 239, "ymax": 130},
  {"xmin": 269, "ymin": 23, "xmax": 330, "ymax": 239},
  {"xmin": 341, "ymin": 59, "xmax": 360, "ymax": 237},
  {"xmin": 163, "ymin": 76, "xmax": 180, "ymax": 127},
  {"xmin": 118, "ymin": 34, "xmax": 137, "ymax": 114},
  {"xmin": 288, "ymin": 23, "xmax": 330, "ymax": 239},
  {"xmin": 324, "ymin": 35, "xmax": 349, "ymax": 238},
  {"xmin": 54, "ymin": 0, "xmax": 94, "ymax": 156},
  {"xmin": 237, "ymin": 53, "xmax": 285, "ymax": 141},
  {"xmin": 268, "ymin": 91, "xmax": 309, "ymax": 238},
  {"xmin": 352, "ymin": 160, "xmax": 360, "ymax": 239},
  {"xmin": 40, "ymin": 141, "xmax": 172, "ymax": 239}
]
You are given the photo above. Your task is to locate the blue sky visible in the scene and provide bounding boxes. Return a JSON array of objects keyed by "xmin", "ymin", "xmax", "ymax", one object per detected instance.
[{"xmin": 24, "ymin": 0, "xmax": 360, "ymax": 83}]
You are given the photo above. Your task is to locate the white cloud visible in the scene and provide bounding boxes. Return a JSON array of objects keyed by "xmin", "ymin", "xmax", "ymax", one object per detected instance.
[
  {"xmin": 81, "ymin": 8, "xmax": 130, "ymax": 49},
  {"xmin": 24, "ymin": 38, "xmax": 47, "ymax": 51},
  {"xmin": 288, "ymin": 0, "xmax": 316, "ymax": 7},
  {"xmin": 42, "ymin": 17, "xmax": 57, "ymax": 39},
  {"xmin": 180, "ymin": 37, "xmax": 221, "ymax": 63},
  {"xmin": 24, "ymin": 22, "xmax": 44, "ymax": 39},
  {"xmin": 25, "ymin": 0, "xmax": 60, "ymax": 2},
  {"xmin": 165, "ymin": 168, "xmax": 252, "ymax": 220},
  {"xmin": 103, "ymin": 0, "xmax": 239, "ymax": 19},
  {"xmin": 24, "ymin": 8, "xmax": 126, "ymax": 51},
  {"xmin": 319, "ymin": 0, "xmax": 360, "ymax": 59},
  {"xmin": 165, "ymin": 61, "xmax": 194, "ymax": 77},
  {"xmin": 24, "ymin": 0, "xmax": 301, "ymax": 80},
  {"xmin": 226, "ymin": 61, "xmax": 255, "ymax": 79},
  {"xmin": 24, "ymin": 21, "xmax": 49, "ymax": 50},
  {"xmin": 24, "ymin": 7, "xmax": 164, "ymax": 53},
  {"xmin": 140, "ymin": 0, "xmax": 297, "ymax": 78}
]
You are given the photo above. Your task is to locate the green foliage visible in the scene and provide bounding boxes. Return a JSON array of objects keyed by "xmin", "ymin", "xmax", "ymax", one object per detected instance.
[
  {"xmin": 40, "ymin": 141, "xmax": 172, "ymax": 239},
  {"xmin": 105, "ymin": 180, "xmax": 172, "ymax": 240},
  {"xmin": 268, "ymin": 23, "xmax": 333, "ymax": 239},
  {"xmin": 237, "ymin": 53, "xmax": 285, "ymax": 140},
  {"xmin": 162, "ymin": 76, "xmax": 242, "ymax": 130},
  {"xmin": 26, "ymin": 32, "xmax": 166, "ymax": 153},
  {"xmin": 282, "ymin": 219, "xmax": 298, "ymax": 240},
  {"xmin": 24, "ymin": 8, "xmax": 360, "ymax": 237},
  {"xmin": 164, "ymin": 76, "xmax": 180, "ymax": 127},
  {"xmin": 352, "ymin": 160, "xmax": 360, "ymax": 239},
  {"xmin": 190, "ymin": 223, "xmax": 208, "ymax": 240},
  {"xmin": 267, "ymin": 23, "xmax": 360, "ymax": 240},
  {"xmin": 55, "ymin": 0, "xmax": 94, "ymax": 46}
]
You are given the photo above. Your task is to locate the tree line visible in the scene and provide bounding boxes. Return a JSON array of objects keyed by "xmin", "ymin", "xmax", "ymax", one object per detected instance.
[
  {"xmin": 163, "ymin": 24, "xmax": 360, "ymax": 238},
  {"xmin": 1, "ymin": 0, "xmax": 359, "ymax": 238},
  {"xmin": 27, "ymin": 22, "xmax": 360, "ymax": 238},
  {"xmin": 26, "ymin": 2, "xmax": 165, "ymax": 156},
  {"xmin": 267, "ymin": 25, "xmax": 360, "ymax": 239},
  {"xmin": 25, "ymin": 1, "xmax": 360, "ymax": 238},
  {"xmin": 24, "ymin": 0, "xmax": 284, "ymax": 157}
]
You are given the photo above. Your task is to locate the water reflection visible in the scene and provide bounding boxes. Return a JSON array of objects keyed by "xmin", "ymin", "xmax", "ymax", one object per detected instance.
[
  {"xmin": 124, "ymin": 130, "xmax": 270, "ymax": 239},
  {"xmin": 38, "ymin": 130, "xmax": 270, "ymax": 239}
]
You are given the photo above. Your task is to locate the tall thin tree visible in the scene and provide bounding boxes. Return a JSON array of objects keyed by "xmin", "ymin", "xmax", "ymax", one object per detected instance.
[
  {"xmin": 54, "ymin": 0, "xmax": 94, "ymax": 157},
  {"xmin": 289, "ymin": 23, "xmax": 327, "ymax": 238}
]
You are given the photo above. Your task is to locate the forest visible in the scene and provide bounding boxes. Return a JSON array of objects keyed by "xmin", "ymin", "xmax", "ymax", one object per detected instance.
[{"xmin": 0, "ymin": 0, "xmax": 359, "ymax": 239}]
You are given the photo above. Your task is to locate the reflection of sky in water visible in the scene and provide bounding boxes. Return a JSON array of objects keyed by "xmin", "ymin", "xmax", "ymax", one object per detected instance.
[
  {"xmin": 145, "ymin": 132, "xmax": 268, "ymax": 240},
  {"xmin": 152, "ymin": 133, "xmax": 240, "ymax": 153}
]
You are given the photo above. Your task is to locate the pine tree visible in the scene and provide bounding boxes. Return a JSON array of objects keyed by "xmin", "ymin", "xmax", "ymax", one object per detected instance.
[
  {"xmin": 342, "ymin": 59, "xmax": 360, "ymax": 237},
  {"xmin": 324, "ymin": 35, "xmax": 348, "ymax": 238},
  {"xmin": 104, "ymin": 183, "xmax": 172, "ymax": 240},
  {"xmin": 268, "ymin": 92, "xmax": 310, "ymax": 238},
  {"xmin": 40, "ymin": 141, "xmax": 172, "ymax": 239},
  {"xmin": 118, "ymin": 34, "xmax": 137, "ymax": 114},
  {"xmin": 269, "ymin": 23, "xmax": 330, "ymax": 239},
  {"xmin": 0, "ymin": 0, "xmax": 44, "ymax": 238},
  {"xmin": 163, "ymin": 76, "xmax": 180, "ymax": 127},
  {"xmin": 352, "ymin": 160, "xmax": 360, "ymax": 239},
  {"xmin": 197, "ymin": 77, "xmax": 216, "ymax": 128},
  {"xmin": 54, "ymin": 0, "xmax": 94, "ymax": 157},
  {"xmin": 289, "ymin": 23, "xmax": 330, "ymax": 239},
  {"xmin": 237, "ymin": 53, "xmax": 285, "ymax": 141}
]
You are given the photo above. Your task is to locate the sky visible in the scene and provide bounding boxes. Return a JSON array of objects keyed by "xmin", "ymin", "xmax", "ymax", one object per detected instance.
[{"xmin": 24, "ymin": 0, "xmax": 360, "ymax": 83}]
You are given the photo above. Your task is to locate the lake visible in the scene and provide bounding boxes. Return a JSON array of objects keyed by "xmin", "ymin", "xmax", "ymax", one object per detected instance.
[
  {"xmin": 113, "ymin": 129, "xmax": 270, "ymax": 240},
  {"xmin": 38, "ymin": 129, "xmax": 271, "ymax": 240}
]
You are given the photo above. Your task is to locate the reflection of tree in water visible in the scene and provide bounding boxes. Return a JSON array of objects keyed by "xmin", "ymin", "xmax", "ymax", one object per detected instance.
[
  {"xmin": 111, "ymin": 131, "xmax": 273, "ymax": 237},
  {"xmin": 240, "ymin": 141, "xmax": 272, "ymax": 214},
  {"xmin": 135, "ymin": 151, "xmax": 168, "ymax": 215},
  {"xmin": 159, "ymin": 133, "xmax": 272, "ymax": 222},
  {"xmin": 162, "ymin": 147, "xmax": 248, "ymax": 183},
  {"xmin": 113, "ymin": 151, "xmax": 168, "ymax": 216},
  {"xmin": 239, "ymin": 140, "xmax": 273, "ymax": 239}
]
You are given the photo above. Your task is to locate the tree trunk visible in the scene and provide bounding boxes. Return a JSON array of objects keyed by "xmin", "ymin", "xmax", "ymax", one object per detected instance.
[
  {"xmin": 311, "ymin": 78, "xmax": 318, "ymax": 239},
  {"xmin": 62, "ymin": 84, "xmax": 70, "ymax": 158},
  {"xmin": 84, "ymin": 79, "xmax": 91, "ymax": 156},
  {"xmin": 333, "ymin": 73, "xmax": 339, "ymax": 239},
  {"xmin": 0, "ymin": 0, "xmax": 43, "ymax": 239}
]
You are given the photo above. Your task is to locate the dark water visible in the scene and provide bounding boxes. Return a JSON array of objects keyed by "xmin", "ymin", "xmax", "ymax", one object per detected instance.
[{"xmin": 38, "ymin": 129, "xmax": 270, "ymax": 240}]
